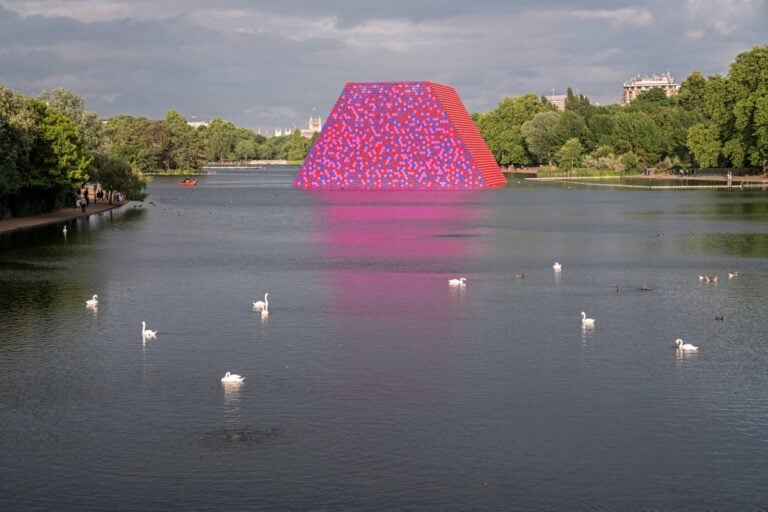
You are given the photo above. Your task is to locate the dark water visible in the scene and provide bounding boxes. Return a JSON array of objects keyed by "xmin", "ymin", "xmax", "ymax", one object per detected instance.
[{"xmin": 2, "ymin": 168, "xmax": 768, "ymax": 511}]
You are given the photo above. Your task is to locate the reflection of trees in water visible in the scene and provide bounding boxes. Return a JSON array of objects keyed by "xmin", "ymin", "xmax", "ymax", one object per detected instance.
[{"xmin": 679, "ymin": 233, "xmax": 768, "ymax": 258}]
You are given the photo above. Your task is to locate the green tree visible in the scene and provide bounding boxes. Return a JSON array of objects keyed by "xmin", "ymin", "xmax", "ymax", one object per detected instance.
[
  {"xmin": 476, "ymin": 93, "xmax": 553, "ymax": 166},
  {"xmin": 29, "ymin": 99, "xmax": 91, "ymax": 189},
  {"xmin": 619, "ymin": 151, "xmax": 641, "ymax": 173},
  {"xmin": 164, "ymin": 110, "xmax": 207, "ymax": 170},
  {"xmin": 554, "ymin": 110, "xmax": 589, "ymax": 149},
  {"xmin": 204, "ymin": 118, "xmax": 238, "ymax": 161},
  {"xmin": 678, "ymin": 71, "xmax": 708, "ymax": 113},
  {"xmin": 627, "ymin": 88, "xmax": 676, "ymax": 112},
  {"xmin": 284, "ymin": 129, "xmax": 311, "ymax": 161},
  {"xmin": 521, "ymin": 111, "xmax": 561, "ymax": 165},
  {"xmin": 610, "ymin": 112, "xmax": 663, "ymax": 163},
  {"xmin": 725, "ymin": 45, "xmax": 768, "ymax": 172},
  {"xmin": 587, "ymin": 114, "xmax": 615, "ymax": 148},
  {"xmin": 687, "ymin": 123, "xmax": 721, "ymax": 168},
  {"xmin": 92, "ymin": 154, "xmax": 146, "ymax": 201},
  {"xmin": 555, "ymin": 138, "xmax": 583, "ymax": 172},
  {"xmin": 564, "ymin": 87, "xmax": 596, "ymax": 120}
]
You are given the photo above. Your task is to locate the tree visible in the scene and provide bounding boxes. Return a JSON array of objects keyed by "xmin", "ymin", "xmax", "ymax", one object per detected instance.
[
  {"xmin": 37, "ymin": 88, "xmax": 104, "ymax": 157},
  {"xmin": 92, "ymin": 154, "xmax": 146, "ymax": 201},
  {"xmin": 587, "ymin": 114, "xmax": 615, "ymax": 148},
  {"xmin": 610, "ymin": 112, "xmax": 662, "ymax": 163},
  {"xmin": 521, "ymin": 111, "xmax": 561, "ymax": 165},
  {"xmin": 554, "ymin": 111, "xmax": 589, "ymax": 149},
  {"xmin": 627, "ymin": 88, "xmax": 676, "ymax": 112},
  {"xmin": 619, "ymin": 151, "xmax": 641, "ymax": 173},
  {"xmin": 0, "ymin": 87, "xmax": 37, "ymax": 206},
  {"xmin": 29, "ymin": 99, "xmax": 91, "ymax": 189},
  {"xmin": 725, "ymin": 45, "xmax": 768, "ymax": 172},
  {"xmin": 164, "ymin": 110, "xmax": 207, "ymax": 170},
  {"xmin": 476, "ymin": 93, "xmax": 553, "ymax": 166},
  {"xmin": 564, "ymin": 87, "xmax": 595, "ymax": 120},
  {"xmin": 284, "ymin": 129, "xmax": 311, "ymax": 161},
  {"xmin": 678, "ymin": 71, "xmax": 708, "ymax": 113},
  {"xmin": 203, "ymin": 118, "xmax": 238, "ymax": 161},
  {"xmin": 687, "ymin": 123, "xmax": 721, "ymax": 168},
  {"xmin": 555, "ymin": 138, "xmax": 583, "ymax": 172}
]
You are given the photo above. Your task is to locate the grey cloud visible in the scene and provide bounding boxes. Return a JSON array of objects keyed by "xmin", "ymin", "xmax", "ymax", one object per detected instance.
[{"xmin": 0, "ymin": 1, "xmax": 765, "ymax": 130}]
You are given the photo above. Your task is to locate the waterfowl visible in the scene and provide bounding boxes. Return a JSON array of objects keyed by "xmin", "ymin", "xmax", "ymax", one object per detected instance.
[
  {"xmin": 581, "ymin": 311, "xmax": 595, "ymax": 328},
  {"xmin": 221, "ymin": 371, "xmax": 244, "ymax": 383},
  {"xmin": 553, "ymin": 262, "xmax": 562, "ymax": 272},
  {"xmin": 676, "ymin": 338, "xmax": 699, "ymax": 352},
  {"xmin": 448, "ymin": 277, "xmax": 467, "ymax": 286},
  {"xmin": 85, "ymin": 294, "xmax": 99, "ymax": 308},
  {"xmin": 253, "ymin": 292, "xmax": 269, "ymax": 312},
  {"xmin": 141, "ymin": 321, "xmax": 157, "ymax": 341}
]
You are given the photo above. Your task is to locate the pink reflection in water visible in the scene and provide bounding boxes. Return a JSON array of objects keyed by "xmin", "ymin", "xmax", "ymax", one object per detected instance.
[{"xmin": 307, "ymin": 191, "xmax": 492, "ymax": 400}]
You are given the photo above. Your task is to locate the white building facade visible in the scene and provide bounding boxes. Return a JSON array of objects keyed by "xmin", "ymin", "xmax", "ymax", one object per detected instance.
[{"xmin": 621, "ymin": 73, "xmax": 680, "ymax": 104}]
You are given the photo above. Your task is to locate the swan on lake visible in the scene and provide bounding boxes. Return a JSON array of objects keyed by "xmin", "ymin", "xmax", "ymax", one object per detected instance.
[
  {"xmin": 676, "ymin": 338, "xmax": 699, "ymax": 352},
  {"xmin": 141, "ymin": 321, "xmax": 157, "ymax": 341},
  {"xmin": 448, "ymin": 277, "xmax": 466, "ymax": 286},
  {"xmin": 553, "ymin": 262, "xmax": 562, "ymax": 272},
  {"xmin": 221, "ymin": 371, "xmax": 244, "ymax": 383},
  {"xmin": 63, "ymin": 225, "xmax": 68, "ymax": 235},
  {"xmin": 581, "ymin": 311, "xmax": 595, "ymax": 328},
  {"xmin": 253, "ymin": 293, "xmax": 269, "ymax": 312},
  {"xmin": 728, "ymin": 271, "xmax": 739, "ymax": 279},
  {"xmin": 85, "ymin": 294, "xmax": 98, "ymax": 308}
]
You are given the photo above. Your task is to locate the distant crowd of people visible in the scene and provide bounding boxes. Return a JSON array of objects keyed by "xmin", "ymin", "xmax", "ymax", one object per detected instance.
[{"xmin": 73, "ymin": 186, "xmax": 118, "ymax": 212}]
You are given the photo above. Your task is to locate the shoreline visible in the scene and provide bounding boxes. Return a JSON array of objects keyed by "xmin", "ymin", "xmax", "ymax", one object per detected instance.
[{"xmin": 0, "ymin": 201, "xmax": 129, "ymax": 235}]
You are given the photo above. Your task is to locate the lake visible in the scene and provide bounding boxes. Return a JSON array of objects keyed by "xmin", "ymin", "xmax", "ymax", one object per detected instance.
[{"xmin": 1, "ymin": 167, "xmax": 767, "ymax": 510}]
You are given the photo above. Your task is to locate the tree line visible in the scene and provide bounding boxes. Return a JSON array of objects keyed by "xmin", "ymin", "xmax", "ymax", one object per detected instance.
[
  {"xmin": 473, "ymin": 44, "xmax": 768, "ymax": 175},
  {"xmin": 0, "ymin": 85, "xmax": 315, "ymax": 218}
]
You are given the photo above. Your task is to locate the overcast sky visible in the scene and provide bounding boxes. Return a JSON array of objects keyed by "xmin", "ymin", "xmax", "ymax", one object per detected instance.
[{"xmin": 0, "ymin": 0, "xmax": 765, "ymax": 132}]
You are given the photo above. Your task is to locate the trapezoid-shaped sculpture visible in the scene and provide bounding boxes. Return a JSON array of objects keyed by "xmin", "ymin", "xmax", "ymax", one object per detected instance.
[{"xmin": 293, "ymin": 81, "xmax": 506, "ymax": 190}]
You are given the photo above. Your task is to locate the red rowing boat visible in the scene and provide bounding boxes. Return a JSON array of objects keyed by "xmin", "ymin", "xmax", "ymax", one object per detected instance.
[{"xmin": 179, "ymin": 180, "xmax": 198, "ymax": 187}]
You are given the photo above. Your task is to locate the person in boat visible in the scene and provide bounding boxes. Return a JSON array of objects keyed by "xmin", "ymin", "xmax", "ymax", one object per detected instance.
[{"xmin": 183, "ymin": 177, "xmax": 190, "ymax": 183}]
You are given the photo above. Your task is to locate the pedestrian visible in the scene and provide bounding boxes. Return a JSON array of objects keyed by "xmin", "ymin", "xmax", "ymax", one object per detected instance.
[
  {"xmin": 80, "ymin": 196, "xmax": 86, "ymax": 213},
  {"xmin": 83, "ymin": 188, "xmax": 89, "ymax": 207}
]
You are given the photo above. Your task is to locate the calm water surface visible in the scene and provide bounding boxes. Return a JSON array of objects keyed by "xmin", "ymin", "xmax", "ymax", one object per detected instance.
[{"xmin": 2, "ymin": 168, "xmax": 768, "ymax": 511}]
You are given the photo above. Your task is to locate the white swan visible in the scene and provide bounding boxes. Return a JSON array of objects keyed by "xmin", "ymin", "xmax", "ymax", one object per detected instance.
[
  {"xmin": 553, "ymin": 262, "xmax": 562, "ymax": 272},
  {"xmin": 581, "ymin": 311, "xmax": 595, "ymax": 328},
  {"xmin": 221, "ymin": 371, "xmax": 244, "ymax": 383},
  {"xmin": 676, "ymin": 338, "xmax": 699, "ymax": 352},
  {"xmin": 448, "ymin": 277, "xmax": 466, "ymax": 286},
  {"xmin": 141, "ymin": 321, "xmax": 157, "ymax": 341},
  {"xmin": 728, "ymin": 271, "xmax": 739, "ymax": 279},
  {"xmin": 63, "ymin": 225, "xmax": 68, "ymax": 235},
  {"xmin": 253, "ymin": 292, "xmax": 269, "ymax": 312},
  {"xmin": 85, "ymin": 294, "xmax": 98, "ymax": 308}
]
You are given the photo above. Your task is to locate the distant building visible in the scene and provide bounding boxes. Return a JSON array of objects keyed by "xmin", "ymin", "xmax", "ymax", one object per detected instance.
[
  {"xmin": 300, "ymin": 115, "xmax": 323, "ymax": 138},
  {"xmin": 187, "ymin": 117, "xmax": 208, "ymax": 129},
  {"xmin": 543, "ymin": 94, "xmax": 567, "ymax": 111},
  {"xmin": 622, "ymin": 73, "xmax": 679, "ymax": 104}
]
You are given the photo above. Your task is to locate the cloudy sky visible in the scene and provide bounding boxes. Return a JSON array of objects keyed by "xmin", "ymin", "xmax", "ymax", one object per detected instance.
[{"xmin": 0, "ymin": 0, "xmax": 765, "ymax": 132}]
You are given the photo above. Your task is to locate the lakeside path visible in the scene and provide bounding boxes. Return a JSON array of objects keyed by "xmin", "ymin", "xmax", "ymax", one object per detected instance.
[{"xmin": 0, "ymin": 201, "xmax": 128, "ymax": 235}]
